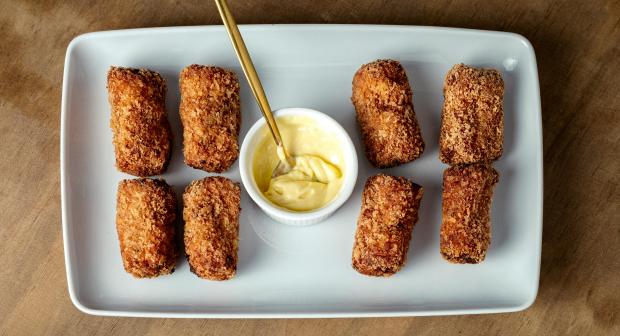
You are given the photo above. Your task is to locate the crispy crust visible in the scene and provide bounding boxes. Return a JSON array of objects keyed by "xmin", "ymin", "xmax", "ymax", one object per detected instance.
[
  {"xmin": 440, "ymin": 164, "xmax": 499, "ymax": 264},
  {"xmin": 179, "ymin": 65, "xmax": 241, "ymax": 173},
  {"xmin": 115, "ymin": 178, "xmax": 177, "ymax": 278},
  {"xmin": 107, "ymin": 67, "xmax": 172, "ymax": 176},
  {"xmin": 352, "ymin": 174, "xmax": 423, "ymax": 276},
  {"xmin": 351, "ymin": 59, "xmax": 425, "ymax": 168},
  {"xmin": 183, "ymin": 176, "xmax": 241, "ymax": 280},
  {"xmin": 439, "ymin": 64, "xmax": 504, "ymax": 165}
]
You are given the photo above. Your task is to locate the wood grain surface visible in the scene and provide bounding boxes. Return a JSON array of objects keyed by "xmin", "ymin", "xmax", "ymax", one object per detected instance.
[{"xmin": 1, "ymin": 0, "xmax": 618, "ymax": 335}]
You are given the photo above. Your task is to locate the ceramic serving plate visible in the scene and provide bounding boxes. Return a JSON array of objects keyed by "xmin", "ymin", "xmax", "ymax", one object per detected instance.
[{"xmin": 60, "ymin": 25, "xmax": 543, "ymax": 318}]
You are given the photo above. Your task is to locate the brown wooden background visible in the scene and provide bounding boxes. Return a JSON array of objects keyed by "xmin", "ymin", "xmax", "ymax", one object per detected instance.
[{"xmin": 1, "ymin": 0, "xmax": 618, "ymax": 335}]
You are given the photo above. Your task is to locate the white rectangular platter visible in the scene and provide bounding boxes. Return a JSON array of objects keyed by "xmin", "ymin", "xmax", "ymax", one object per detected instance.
[{"xmin": 61, "ymin": 25, "xmax": 543, "ymax": 318}]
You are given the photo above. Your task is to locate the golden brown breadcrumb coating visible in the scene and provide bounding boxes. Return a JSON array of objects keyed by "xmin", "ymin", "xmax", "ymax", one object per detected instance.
[
  {"xmin": 440, "ymin": 164, "xmax": 499, "ymax": 264},
  {"xmin": 351, "ymin": 59, "xmax": 425, "ymax": 168},
  {"xmin": 352, "ymin": 174, "xmax": 423, "ymax": 276},
  {"xmin": 179, "ymin": 65, "xmax": 241, "ymax": 173},
  {"xmin": 439, "ymin": 64, "xmax": 504, "ymax": 165},
  {"xmin": 183, "ymin": 176, "xmax": 241, "ymax": 280},
  {"xmin": 107, "ymin": 67, "xmax": 172, "ymax": 177},
  {"xmin": 115, "ymin": 178, "xmax": 177, "ymax": 278}
]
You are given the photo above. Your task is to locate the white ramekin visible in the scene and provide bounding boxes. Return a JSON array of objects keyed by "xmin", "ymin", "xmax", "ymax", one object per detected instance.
[{"xmin": 239, "ymin": 107, "xmax": 358, "ymax": 226}]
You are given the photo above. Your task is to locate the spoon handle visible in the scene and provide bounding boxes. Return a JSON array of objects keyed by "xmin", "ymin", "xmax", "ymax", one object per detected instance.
[{"xmin": 215, "ymin": 0, "xmax": 286, "ymax": 149}]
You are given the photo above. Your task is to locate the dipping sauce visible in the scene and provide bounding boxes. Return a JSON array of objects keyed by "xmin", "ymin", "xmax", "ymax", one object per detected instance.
[{"xmin": 252, "ymin": 116, "xmax": 345, "ymax": 211}]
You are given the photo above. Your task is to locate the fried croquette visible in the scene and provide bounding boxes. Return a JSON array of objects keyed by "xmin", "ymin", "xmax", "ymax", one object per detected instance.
[
  {"xmin": 352, "ymin": 174, "xmax": 423, "ymax": 276},
  {"xmin": 439, "ymin": 64, "xmax": 504, "ymax": 165},
  {"xmin": 351, "ymin": 59, "xmax": 425, "ymax": 168},
  {"xmin": 179, "ymin": 65, "xmax": 241, "ymax": 173},
  {"xmin": 115, "ymin": 178, "xmax": 177, "ymax": 278},
  {"xmin": 107, "ymin": 67, "xmax": 172, "ymax": 177},
  {"xmin": 183, "ymin": 176, "xmax": 241, "ymax": 280},
  {"xmin": 440, "ymin": 164, "xmax": 499, "ymax": 264}
]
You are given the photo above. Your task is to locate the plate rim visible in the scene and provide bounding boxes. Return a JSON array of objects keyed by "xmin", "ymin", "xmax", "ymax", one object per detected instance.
[{"xmin": 60, "ymin": 24, "xmax": 543, "ymax": 318}]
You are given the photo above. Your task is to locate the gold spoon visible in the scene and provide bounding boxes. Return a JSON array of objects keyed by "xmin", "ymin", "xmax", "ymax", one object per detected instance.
[{"xmin": 215, "ymin": 0, "xmax": 294, "ymax": 177}]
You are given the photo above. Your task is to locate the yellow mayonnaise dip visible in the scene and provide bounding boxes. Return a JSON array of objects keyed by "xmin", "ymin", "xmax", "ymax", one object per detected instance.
[{"xmin": 252, "ymin": 116, "xmax": 344, "ymax": 211}]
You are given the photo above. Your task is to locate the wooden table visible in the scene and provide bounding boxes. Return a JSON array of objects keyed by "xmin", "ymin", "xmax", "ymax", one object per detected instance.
[{"xmin": 1, "ymin": 0, "xmax": 618, "ymax": 334}]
